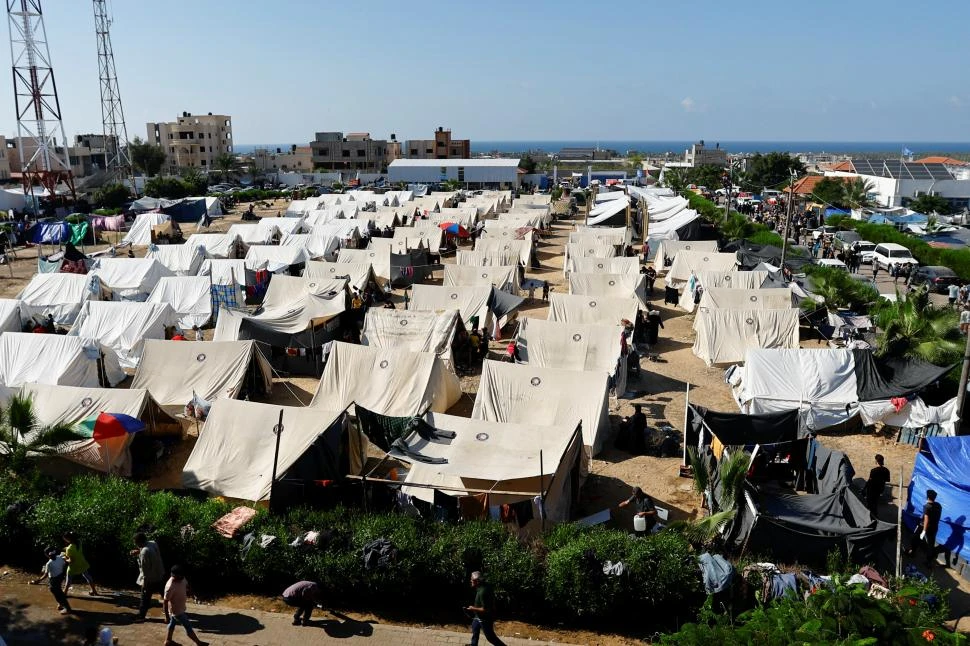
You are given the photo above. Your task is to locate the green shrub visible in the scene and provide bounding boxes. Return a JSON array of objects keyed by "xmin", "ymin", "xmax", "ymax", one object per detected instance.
[
  {"xmin": 93, "ymin": 207, "xmax": 123, "ymax": 216},
  {"xmin": 144, "ymin": 176, "xmax": 192, "ymax": 200},
  {"xmin": 93, "ymin": 183, "xmax": 131, "ymax": 209}
]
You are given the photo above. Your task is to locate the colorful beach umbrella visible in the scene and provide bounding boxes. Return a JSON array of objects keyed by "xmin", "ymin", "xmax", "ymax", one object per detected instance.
[
  {"xmin": 77, "ymin": 412, "xmax": 146, "ymax": 440},
  {"xmin": 438, "ymin": 222, "xmax": 470, "ymax": 237}
]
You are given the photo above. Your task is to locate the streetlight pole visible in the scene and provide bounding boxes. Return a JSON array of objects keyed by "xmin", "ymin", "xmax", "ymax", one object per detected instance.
[
  {"xmin": 780, "ymin": 169, "xmax": 798, "ymax": 268},
  {"xmin": 956, "ymin": 331, "xmax": 970, "ymax": 428}
]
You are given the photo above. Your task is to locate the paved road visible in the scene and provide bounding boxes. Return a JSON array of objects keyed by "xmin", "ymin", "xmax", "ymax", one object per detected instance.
[{"xmin": 0, "ymin": 579, "xmax": 578, "ymax": 646}]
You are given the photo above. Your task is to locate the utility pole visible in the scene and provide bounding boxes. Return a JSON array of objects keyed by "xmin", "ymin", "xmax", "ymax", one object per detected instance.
[
  {"xmin": 780, "ymin": 169, "xmax": 798, "ymax": 268},
  {"xmin": 93, "ymin": 0, "xmax": 133, "ymax": 186},
  {"xmin": 7, "ymin": 0, "xmax": 76, "ymax": 202}
]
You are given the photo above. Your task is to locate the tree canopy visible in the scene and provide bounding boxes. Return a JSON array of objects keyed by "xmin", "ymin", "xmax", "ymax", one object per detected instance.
[
  {"xmin": 812, "ymin": 177, "xmax": 849, "ymax": 207},
  {"xmin": 744, "ymin": 152, "xmax": 806, "ymax": 191},
  {"xmin": 909, "ymin": 194, "xmax": 952, "ymax": 215},
  {"xmin": 128, "ymin": 137, "xmax": 167, "ymax": 177},
  {"xmin": 518, "ymin": 155, "xmax": 537, "ymax": 174},
  {"xmin": 93, "ymin": 183, "xmax": 131, "ymax": 209}
]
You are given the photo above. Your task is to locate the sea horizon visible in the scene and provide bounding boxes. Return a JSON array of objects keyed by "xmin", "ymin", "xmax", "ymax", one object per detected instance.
[{"xmin": 234, "ymin": 140, "xmax": 970, "ymax": 156}]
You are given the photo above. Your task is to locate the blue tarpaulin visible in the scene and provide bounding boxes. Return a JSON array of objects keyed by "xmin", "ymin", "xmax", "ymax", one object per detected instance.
[
  {"xmin": 905, "ymin": 436, "xmax": 970, "ymax": 559},
  {"xmin": 867, "ymin": 213, "xmax": 928, "ymax": 226},
  {"xmin": 28, "ymin": 221, "xmax": 70, "ymax": 244}
]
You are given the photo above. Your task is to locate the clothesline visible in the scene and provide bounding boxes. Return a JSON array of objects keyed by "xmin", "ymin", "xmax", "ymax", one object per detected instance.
[{"xmin": 344, "ymin": 474, "xmax": 542, "ymax": 498}]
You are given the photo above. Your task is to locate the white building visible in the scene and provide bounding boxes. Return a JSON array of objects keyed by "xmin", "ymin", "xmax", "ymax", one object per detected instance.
[
  {"xmin": 388, "ymin": 158, "xmax": 520, "ymax": 189},
  {"xmin": 824, "ymin": 159, "xmax": 970, "ymax": 212}
]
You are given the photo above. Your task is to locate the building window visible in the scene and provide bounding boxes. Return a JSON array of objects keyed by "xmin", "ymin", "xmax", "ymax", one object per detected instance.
[
  {"xmin": 410, "ymin": 149, "xmax": 418, "ymax": 156},
  {"xmin": 458, "ymin": 167, "xmax": 465, "ymax": 182},
  {"xmin": 426, "ymin": 148, "xmax": 433, "ymax": 154},
  {"xmin": 201, "ymin": 159, "xmax": 206, "ymax": 166},
  {"xmin": 342, "ymin": 150, "xmax": 350, "ymax": 157},
  {"xmin": 357, "ymin": 150, "xmax": 365, "ymax": 157},
  {"xmin": 319, "ymin": 148, "xmax": 328, "ymax": 156},
  {"xmin": 440, "ymin": 167, "xmax": 447, "ymax": 176}
]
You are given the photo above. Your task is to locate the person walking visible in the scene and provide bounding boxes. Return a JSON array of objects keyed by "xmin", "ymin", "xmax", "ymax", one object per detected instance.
[
  {"xmin": 465, "ymin": 571, "xmax": 507, "ymax": 646},
  {"xmin": 131, "ymin": 532, "xmax": 166, "ymax": 622},
  {"xmin": 282, "ymin": 580, "xmax": 323, "ymax": 626},
  {"xmin": 644, "ymin": 265, "xmax": 657, "ymax": 296},
  {"xmin": 163, "ymin": 565, "xmax": 208, "ymax": 646},
  {"xmin": 62, "ymin": 531, "xmax": 99, "ymax": 596},
  {"xmin": 907, "ymin": 489, "xmax": 943, "ymax": 566},
  {"xmin": 863, "ymin": 455, "xmax": 891, "ymax": 519},
  {"xmin": 541, "ymin": 280, "xmax": 549, "ymax": 301},
  {"xmin": 949, "ymin": 283, "xmax": 960, "ymax": 307},
  {"xmin": 30, "ymin": 547, "xmax": 72, "ymax": 614},
  {"xmin": 872, "ymin": 262, "xmax": 880, "ymax": 281},
  {"xmin": 645, "ymin": 306, "xmax": 664, "ymax": 349}
]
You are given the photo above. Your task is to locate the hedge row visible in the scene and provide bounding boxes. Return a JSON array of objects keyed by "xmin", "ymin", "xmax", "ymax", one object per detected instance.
[
  {"xmin": 830, "ymin": 219, "xmax": 970, "ymax": 281},
  {"xmin": 0, "ymin": 475, "xmax": 703, "ymax": 630}
]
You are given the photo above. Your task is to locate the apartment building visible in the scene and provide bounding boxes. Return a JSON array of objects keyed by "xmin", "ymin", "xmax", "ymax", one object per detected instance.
[
  {"xmin": 309, "ymin": 132, "xmax": 389, "ymax": 173},
  {"xmin": 147, "ymin": 112, "xmax": 233, "ymax": 173},
  {"xmin": 253, "ymin": 145, "xmax": 313, "ymax": 172},
  {"xmin": 406, "ymin": 127, "xmax": 471, "ymax": 159}
]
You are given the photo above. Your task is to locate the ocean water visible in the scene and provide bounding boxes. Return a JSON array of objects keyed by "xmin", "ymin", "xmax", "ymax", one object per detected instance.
[{"xmin": 234, "ymin": 140, "xmax": 970, "ymax": 156}]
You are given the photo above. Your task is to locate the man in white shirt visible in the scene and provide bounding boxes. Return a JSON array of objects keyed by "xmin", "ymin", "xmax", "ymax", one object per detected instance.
[{"xmin": 30, "ymin": 547, "xmax": 71, "ymax": 614}]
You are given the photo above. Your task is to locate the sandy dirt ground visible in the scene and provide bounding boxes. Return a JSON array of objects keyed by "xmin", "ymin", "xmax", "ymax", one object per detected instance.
[{"xmin": 3, "ymin": 198, "xmax": 969, "ymax": 634}]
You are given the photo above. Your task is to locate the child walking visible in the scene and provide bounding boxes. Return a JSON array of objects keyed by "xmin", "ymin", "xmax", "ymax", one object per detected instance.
[
  {"xmin": 30, "ymin": 547, "xmax": 72, "ymax": 614},
  {"xmin": 63, "ymin": 531, "xmax": 100, "ymax": 596},
  {"xmin": 163, "ymin": 565, "xmax": 208, "ymax": 646}
]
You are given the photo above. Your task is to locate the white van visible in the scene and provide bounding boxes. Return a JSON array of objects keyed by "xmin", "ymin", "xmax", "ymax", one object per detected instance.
[{"xmin": 872, "ymin": 242, "xmax": 918, "ymax": 270}]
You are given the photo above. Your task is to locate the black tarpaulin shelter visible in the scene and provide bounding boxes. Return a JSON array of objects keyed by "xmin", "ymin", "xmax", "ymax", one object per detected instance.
[
  {"xmin": 852, "ymin": 350, "xmax": 953, "ymax": 402},
  {"xmin": 723, "ymin": 239, "xmax": 814, "ymax": 272},
  {"xmin": 685, "ymin": 404, "xmax": 802, "ymax": 455},
  {"xmin": 390, "ymin": 250, "xmax": 433, "ymax": 287}
]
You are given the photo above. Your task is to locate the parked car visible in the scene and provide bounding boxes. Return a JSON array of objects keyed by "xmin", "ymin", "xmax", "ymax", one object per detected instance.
[
  {"xmin": 872, "ymin": 242, "xmax": 919, "ymax": 271},
  {"xmin": 909, "ymin": 266, "xmax": 960, "ymax": 293},
  {"xmin": 851, "ymin": 241, "xmax": 876, "ymax": 264},
  {"xmin": 816, "ymin": 258, "xmax": 848, "ymax": 271},
  {"xmin": 833, "ymin": 230, "xmax": 862, "ymax": 250},
  {"xmin": 812, "ymin": 225, "xmax": 839, "ymax": 241}
]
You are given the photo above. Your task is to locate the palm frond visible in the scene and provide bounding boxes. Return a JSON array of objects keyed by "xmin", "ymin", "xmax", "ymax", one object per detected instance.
[
  {"xmin": 5, "ymin": 394, "xmax": 37, "ymax": 436},
  {"xmin": 717, "ymin": 449, "xmax": 751, "ymax": 512},
  {"xmin": 30, "ymin": 424, "xmax": 85, "ymax": 451},
  {"xmin": 675, "ymin": 509, "xmax": 738, "ymax": 546},
  {"xmin": 687, "ymin": 447, "xmax": 710, "ymax": 498}
]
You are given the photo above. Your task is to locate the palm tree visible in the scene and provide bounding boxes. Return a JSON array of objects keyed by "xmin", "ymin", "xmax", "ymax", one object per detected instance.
[
  {"xmin": 440, "ymin": 179, "xmax": 462, "ymax": 192},
  {"xmin": 803, "ymin": 265, "xmax": 878, "ymax": 312},
  {"xmin": 248, "ymin": 162, "xmax": 266, "ymax": 189},
  {"xmin": 670, "ymin": 448, "xmax": 750, "ymax": 546},
  {"xmin": 872, "ymin": 289, "xmax": 962, "ymax": 365},
  {"xmin": 0, "ymin": 394, "xmax": 84, "ymax": 472},
  {"xmin": 214, "ymin": 153, "xmax": 238, "ymax": 183},
  {"xmin": 841, "ymin": 177, "xmax": 875, "ymax": 210}
]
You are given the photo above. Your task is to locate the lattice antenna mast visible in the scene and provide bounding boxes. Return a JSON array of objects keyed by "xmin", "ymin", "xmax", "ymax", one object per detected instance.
[
  {"xmin": 93, "ymin": 0, "xmax": 131, "ymax": 180},
  {"xmin": 6, "ymin": 0, "xmax": 75, "ymax": 200}
]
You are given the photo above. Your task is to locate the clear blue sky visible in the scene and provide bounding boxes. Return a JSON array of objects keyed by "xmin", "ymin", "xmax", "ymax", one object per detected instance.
[{"xmin": 3, "ymin": 0, "xmax": 968, "ymax": 144}]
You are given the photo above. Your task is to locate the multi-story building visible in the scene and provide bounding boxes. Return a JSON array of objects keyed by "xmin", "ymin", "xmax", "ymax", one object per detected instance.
[
  {"xmin": 0, "ymin": 136, "xmax": 11, "ymax": 181},
  {"xmin": 386, "ymin": 134, "xmax": 402, "ymax": 167},
  {"xmin": 685, "ymin": 140, "xmax": 728, "ymax": 168},
  {"xmin": 558, "ymin": 146, "xmax": 616, "ymax": 160},
  {"xmin": 309, "ymin": 132, "xmax": 389, "ymax": 173},
  {"xmin": 146, "ymin": 112, "xmax": 233, "ymax": 173},
  {"xmin": 406, "ymin": 127, "xmax": 471, "ymax": 159},
  {"xmin": 253, "ymin": 145, "xmax": 313, "ymax": 172},
  {"xmin": 5, "ymin": 135, "xmax": 109, "ymax": 179}
]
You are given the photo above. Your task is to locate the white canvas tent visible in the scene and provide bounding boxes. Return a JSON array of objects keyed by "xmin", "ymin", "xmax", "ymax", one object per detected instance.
[
  {"xmin": 548, "ymin": 292, "xmax": 638, "ymax": 326},
  {"xmin": 226, "ymin": 223, "xmax": 276, "ymax": 245},
  {"xmin": 475, "ymin": 238, "xmax": 531, "ymax": 268},
  {"xmin": 309, "ymin": 342, "xmax": 460, "ymax": 416},
  {"xmin": 17, "ymin": 273, "xmax": 102, "ymax": 325},
  {"xmin": 472, "ymin": 359, "xmax": 611, "ymax": 455},
  {"xmin": 653, "ymin": 240, "xmax": 718, "ymax": 267},
  {"xmin": 213, "ymin": 275, "xmax": 346, "ymax": 340},
  {"xmin": 516, "ymin": 317, "xmax": 627, "ymax": 396},
  {"xmin": 122, "ymin": 212, "xmax": 169, "ymax": 246},
  {"xmin": 0, "ymin": 333, "xmax": 125, "ymax": 401},
  {"xmin": 361, "ymin": 308, "xmax": 462, "ymax": 370},
  {"xmin": 566, "ymin": 256, "xmax": 641, "ymax": 275},
  {"xmin": 457, "ymin": 249, "xmax": 520, "ymax": 268},
  {"xmin": 244, "ymin": 244, "xmax": 309, "ymax": 273},
  {"xmin": 303, "ymin": 261, "xmax": 378, "ymax": 293},
  {"xmin": 22, "ymin": 383, "xmax": 178, "ymax": 476},
  {"xmin": 568, "ymin": 273, "xmax": 648, "ymax": 309},
  {"xmin": 279, "ymin": 233, "xmax": 340, "ymax": 261},
  {"xmin": 698, "ymin": 287, "xmax": 794, "ymax": 311},
  {"xmin": 147, "ymin": 276, "xmax": 213, "ymax": 330},
  {"xmin": 182, "ymin": 399, "xmax": 347, "ymax": 501},
  {"xmin": 693, "ymin": 309, "xmax": 800, "ymax": 366},
  {"xmin": 665, "ymin": 251, "xmax": 738, "ymax": 288},
  {"xmin": 443, "ymin": 264, "xmax": 518, "ymax": 293},
  {"xmin": 199, "ymin": 258, "xmax": 246, "ymax": 287},
  {"xmin": 387, "ymin": 413, "xmax": 585, "ymax": 527},
  {"xmin": 338, "ymin": 248, "xmax": 390, "ymax": 284},
  {"xmin": 573, "ymin": 225, "xmax": 631, "ymax": 245},
  {"xmin": 563, "ymin": 243, "xmax": 618, "ymax": 275},
  {"xmin": 131, "ymin": 339, "xmax": 273, "ymax": 410},
  {"xmin": 69, "ymin": 301, "xmax": 179, "ymax": 369},
  {"xmin": 146, "ymin": 244, "xmax": 205, "ymax": 276},
  {"xmin": 679, "ymin": 271, "xmax": 770, "ymax": 312},
  {"xmin": 408, "ymin": 285, "xmax": 491, "ymax": 330},
  {"xmin": 91, "ymin": 257, "xmax": 173, "ymax": 301},
  {"xmin": 185, "ymin": 232, "xmax": 240, "ymax": 259},
  {"xmin": 0, "ymin": 299, "xmax": 20, "ymax": 333},
  {"xmin": 267, "ymin": 217, "xmax": 306, "ymax": 235}
]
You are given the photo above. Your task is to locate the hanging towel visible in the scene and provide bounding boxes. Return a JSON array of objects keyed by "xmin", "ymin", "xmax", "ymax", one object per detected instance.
[
  {"xmin": 500, "ymin": 504, "xmax": 516, "ymax": 524},
  {"xmin": 533, "ymin": 496, "xmax": 545, "ymax": 521},
  {"xmin": 459, "ymin": 493, "xmax": 488, "ymax": 521},
  {"xmin": 511, "ymin": 500, "xmax": 534, "ymax": 528}
]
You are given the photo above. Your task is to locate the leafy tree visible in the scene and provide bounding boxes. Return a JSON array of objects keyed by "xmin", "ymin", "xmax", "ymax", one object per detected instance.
[
  {"xmin": 812, "ymin": 177, "xmax": 849, "ymax": 208},
  {"xmin": 910, "ymin": 194, "xmax": 952, "ymax": 215},
  {"xmin": 841, "ymin": 177, "xmax": 875, "ymax": 210},
  {"xmin": 802, "ymin": 264, "xmax": 878, "ymax": 312},
  {"xmin": 685, "ymin": 164, "xmax": 727, "ymax": 191},
  {"xmin": 745, "ymin": 152, "xmax": 805, "ymax": 191},
  {"xmin": 128, "ymin": 137, "xmax": 167, "ymax": 177},
  {"xmin": 143, "ymin": 176, "xmax": 190, "ymax": 199},
  {"xmin": 248, "ymin": 162, "xmax": 266, "ymax": 189},
  {"xmin": 0, "ymin": 394, "xmax": 83, "ymax": 472},
  {"xmin": 178, "ymin": 167, "xmax": 208, "ymax": 195},
  {"xmin": 872, "ymin": 289, "xmax": 962, "ymax": 365},
  {"xmin": 440, "ymin": 179, "xmax": 462, "ymax": 192},
  {"xmin": 518, "ymin": 155, "xmax": 537, "ymax": 174},
  {"xmin": 93, "ymin": 183, "xmax": 131, "ymax": 209},
  {"xmin": 671, "ymin": 448, "xmax": 749, "ymax": 547},
  {"xmin": 662, "ymin": 167, "xmax": 687, "ymax": 193},
  {"xmin": 627, "ymin": 152, "xmax": 644, "ymax": 172},
  {"xmin": 719, "ymin": 212, "xmax": 756, "ymax": 241}
]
